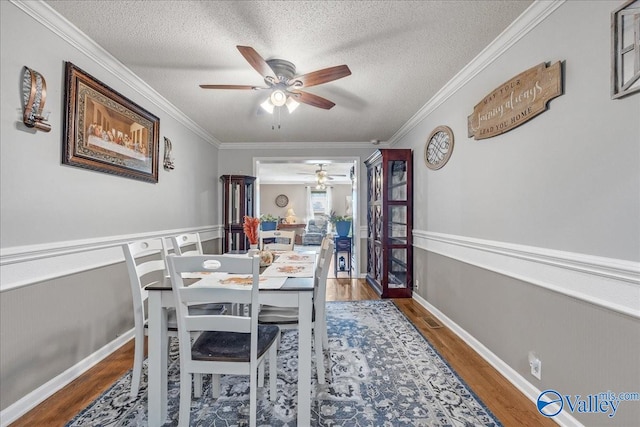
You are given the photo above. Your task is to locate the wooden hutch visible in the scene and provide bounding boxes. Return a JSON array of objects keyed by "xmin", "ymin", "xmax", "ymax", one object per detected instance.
[
  {"xmin": 364, "ymin": 149, "xmax": 413, "ymax": 298},
  {"xmin": 220, "ymin": 175, "xmax": 256, "ymax": 252}
]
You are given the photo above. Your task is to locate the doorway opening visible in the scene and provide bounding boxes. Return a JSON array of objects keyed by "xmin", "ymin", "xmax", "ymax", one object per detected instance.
[{"xmin": 254, "ymin": 157, "xmax": 360, "ymax": 277}]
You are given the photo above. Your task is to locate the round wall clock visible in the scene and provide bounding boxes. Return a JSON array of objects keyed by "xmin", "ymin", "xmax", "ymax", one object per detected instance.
[
  {"xmin": 424, "ymin": 125, "xmax": 454, "ymax": 170},
  {"xmin": 275, "ymin": 194, "xmax": 289, "ymax": 207}
]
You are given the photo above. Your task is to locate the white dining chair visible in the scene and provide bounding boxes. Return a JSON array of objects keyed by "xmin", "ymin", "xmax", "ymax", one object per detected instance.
[
  {"xmin": 122, "ymin": 238, "xmax": 176, "ymax": 398},
  {"xmin": 258, "ymin": 238, "xmax": 334, "ymax": 384},
  {"xmin": 259, "ymin": 230, "xmax": 295, "ymax": 251},
  {"xmin": 170, "ymin": 233, "xmax": 204, "ymax": 255},
  {"xmin": 166, "ymin": 254, "xmax": 279, "ymax": 427},
  {"xmin": 123, "ymin": 237, "xmax": 221, "ymax": 399}
]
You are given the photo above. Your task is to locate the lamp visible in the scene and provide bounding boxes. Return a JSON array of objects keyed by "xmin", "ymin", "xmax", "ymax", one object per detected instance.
[
  {"xmin": 260, "ymin": 89, "xmax": 300, "ymax": 114},
  {"xmin": 270, "ymin": 89, "xmax": 287, "ymax": 106},
  {"xmin": 286, "ymin": 208, "xmax": 297, "ymax": 224}
]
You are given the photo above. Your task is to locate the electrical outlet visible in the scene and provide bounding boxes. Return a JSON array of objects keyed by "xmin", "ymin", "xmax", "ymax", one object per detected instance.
[
  {"xmin": 528, "ymin": 351, "xmax": 542, "ymax": 380},
  {"xmin": 415, "ymin": 279, "xmax": 419, "ymax": 290}
]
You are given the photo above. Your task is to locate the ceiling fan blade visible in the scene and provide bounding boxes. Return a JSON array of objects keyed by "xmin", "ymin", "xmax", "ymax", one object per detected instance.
[
  {"xmin": 289, "ymin": 90, "xmax": 335, "ymax": 109},
  {"xmin": 199, "ymin": 84, "xmax": 267, "ymax": 90},
  {"xmin": 236, "ymin": 45, "xmax": 277, "ymax": 81},
  {"xmin": 292, "ymin": 65, "xmax": 351, "ymax": 88}
]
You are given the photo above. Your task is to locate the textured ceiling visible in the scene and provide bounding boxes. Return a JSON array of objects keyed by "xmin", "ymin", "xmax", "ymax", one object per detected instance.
[{"xmin": 45, "ymin": 0, "xmax": 533, "ymax": 146}]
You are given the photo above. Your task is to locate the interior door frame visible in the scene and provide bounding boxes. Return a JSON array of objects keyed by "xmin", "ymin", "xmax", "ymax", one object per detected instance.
[{"xmin": 253, "ymin": 156, "xmax": 361, "ymax": 278}]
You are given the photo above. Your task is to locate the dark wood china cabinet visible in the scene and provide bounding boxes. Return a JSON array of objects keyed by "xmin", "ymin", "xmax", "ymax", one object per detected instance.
[
  {"xmin": 220, "ymin": 175, "xmax": 256, "ymax": 253},
  {"xmin": 364, "ymin": 149, "xmax": 413, "ymax": 298}
]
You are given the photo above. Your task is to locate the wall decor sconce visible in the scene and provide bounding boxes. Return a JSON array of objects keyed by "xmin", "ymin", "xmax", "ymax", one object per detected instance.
[
  {"xmin": 21, "ymin": 66, "xmax": 51, "ymax": 132},
  {"xmin": 163, "ymin": 137, "xmax": 175, "ymax": 170}
]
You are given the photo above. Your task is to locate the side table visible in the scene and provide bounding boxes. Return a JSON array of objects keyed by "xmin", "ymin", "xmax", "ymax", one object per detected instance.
[{"xmin": 334, "ymin": 236, "xmax": 351, "ymax": 277}]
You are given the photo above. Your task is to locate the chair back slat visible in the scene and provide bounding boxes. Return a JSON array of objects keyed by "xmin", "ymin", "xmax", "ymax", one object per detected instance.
[
  {"xmin": 135, "ymin": 259, "xmax": 166, "ymax": 277},
  {"xmin": 179, "ymin": 286, "xmax": 253, "ymax": 305},
  {"xmin": 184, "ymin": 315, "xmax": 251, "ymax": 334}
]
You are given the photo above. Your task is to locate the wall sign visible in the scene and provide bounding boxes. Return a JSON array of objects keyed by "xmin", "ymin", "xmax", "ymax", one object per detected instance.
[{"xmin": 467, "ymin": 61, "xmax": 563, "ymax": 140}]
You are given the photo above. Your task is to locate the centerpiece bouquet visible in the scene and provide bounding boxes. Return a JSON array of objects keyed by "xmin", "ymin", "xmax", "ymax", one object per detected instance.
[{"xmin": 243, "ymin": 216, "xmax": 260, "ymax": 247}]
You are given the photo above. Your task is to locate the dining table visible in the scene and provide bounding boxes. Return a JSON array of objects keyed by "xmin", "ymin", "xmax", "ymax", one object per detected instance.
[{"xmin": 145, "ymin": 252, "xmax": 316, "ymax": 427}]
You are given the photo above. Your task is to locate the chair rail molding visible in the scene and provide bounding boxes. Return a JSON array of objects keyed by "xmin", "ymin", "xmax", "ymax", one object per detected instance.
[
  {"xmin": 413, "ymin": 230, "xmax": 640, "ymax": 319},
  {"xmin": 0, "ymin": 225, "xmax": 221, "ymax": 292}
]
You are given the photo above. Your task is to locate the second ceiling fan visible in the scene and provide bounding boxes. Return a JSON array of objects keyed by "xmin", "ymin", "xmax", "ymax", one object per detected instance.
[{"xmin": 200, "ymin": 45, "xmax": 351, "ymax": 111}]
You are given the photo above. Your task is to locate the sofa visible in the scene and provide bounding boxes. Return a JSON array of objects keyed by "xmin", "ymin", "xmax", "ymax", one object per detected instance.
[{"xmin": 302, "ymin": 215, "xmax": 329, "ymax": 246}]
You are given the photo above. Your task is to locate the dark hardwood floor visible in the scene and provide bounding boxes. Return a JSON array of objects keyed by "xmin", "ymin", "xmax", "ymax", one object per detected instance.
[{"xmin": 11, "ymin": 278, "xmax": 555, "ymax": 427}]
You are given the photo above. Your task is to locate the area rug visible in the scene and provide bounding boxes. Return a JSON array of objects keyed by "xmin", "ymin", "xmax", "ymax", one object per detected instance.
[{"xmin": 67, "ymin": 300, "xmax": 501, "ymax": 426}]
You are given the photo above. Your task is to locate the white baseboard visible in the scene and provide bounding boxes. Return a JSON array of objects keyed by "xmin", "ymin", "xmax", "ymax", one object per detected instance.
[
  {"xmin": 411, "ymin": 292, "xmax": 583, "ymax": 427},
  {"xmin": 0, "ymin": 329, "xmax": 134, "ymax": 427}
]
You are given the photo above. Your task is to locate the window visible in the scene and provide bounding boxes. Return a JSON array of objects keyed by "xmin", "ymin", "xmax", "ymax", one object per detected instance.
[{"xmin": 310, "ymin": 191, "xmax": 327, "ymax": 214}]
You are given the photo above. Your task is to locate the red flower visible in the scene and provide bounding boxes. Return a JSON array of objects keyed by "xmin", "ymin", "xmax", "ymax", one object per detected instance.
[{"xmin": 243, "ymin": 216, "xmax": 260, "ymax": 245}]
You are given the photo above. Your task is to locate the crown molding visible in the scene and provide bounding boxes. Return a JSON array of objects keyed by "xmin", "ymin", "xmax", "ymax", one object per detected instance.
[
  {"xmin": 11, "ymin": 0, "xmax": 221, "ymax": 148},
  {"xmin": 388, "ymin": 0, "xmax": 566, "ymax": 145},
  {"xmin": 219, "ymin": 140, "xmax": 389, "ymax": 150}
]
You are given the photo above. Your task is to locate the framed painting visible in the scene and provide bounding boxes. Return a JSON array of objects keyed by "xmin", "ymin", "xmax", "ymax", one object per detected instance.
[{"xmin": 63, "ymin": 62, "xmax": 159, "ymax": 182}]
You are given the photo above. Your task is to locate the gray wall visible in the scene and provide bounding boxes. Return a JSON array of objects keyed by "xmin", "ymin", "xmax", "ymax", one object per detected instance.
[
  {"xmin": 405, "ymin": 2, "xmax": 639, "ymax": 259},
  {"xmin": 0, "ymin": 263, "xmax": 131, "ymax": 409},
  {"xmin": 0, "ymin": 1, "xmax": 220, "ymax": 414},
  {"xmin": 396, "ymin": 1, "xmax": 640, "ymax": 426}
]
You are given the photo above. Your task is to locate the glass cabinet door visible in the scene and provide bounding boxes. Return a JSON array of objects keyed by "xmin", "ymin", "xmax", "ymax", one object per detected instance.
[
  {"xmin": 220, "ymin": 175, "xmax": 256, "ymax": 253},
  {"xmin": 388, "ymin": 205, "xmax": 407, "ymax": 245},
  {"xmin": 388, "ymin": 248, "xmax": 408, "ymax": 288},
  {"xmin": 388, "ymin": 160, "xmax": 407, "ymax": 201}
]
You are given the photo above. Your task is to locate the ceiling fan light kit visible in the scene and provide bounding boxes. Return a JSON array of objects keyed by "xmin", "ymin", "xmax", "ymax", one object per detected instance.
[
  {"xmin": 201, "ymin": 45, "xmax": 351, "ymax": 121},
  {"xmin": 270, "ymin": 89, "xmax": 287, "ymax": 106}
]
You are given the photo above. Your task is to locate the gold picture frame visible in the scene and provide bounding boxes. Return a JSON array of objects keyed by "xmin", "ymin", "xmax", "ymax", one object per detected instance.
[{"xmin": 63, "ymin": 62, "xmax": 159, "ymax": 182}]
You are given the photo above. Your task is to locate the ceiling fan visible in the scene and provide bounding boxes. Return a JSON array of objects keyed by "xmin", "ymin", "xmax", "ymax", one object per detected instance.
[
  {"xmin": 200, "ymin": 46, "xmax": 351, "ymax": 111},
  {"xmin": 298, "ymin": 163, "xmax": 349, "ymax": 183}
]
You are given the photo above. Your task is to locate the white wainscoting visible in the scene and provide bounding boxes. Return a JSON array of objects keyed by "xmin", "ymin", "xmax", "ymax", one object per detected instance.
[
  {"xmin": 413, "ymin": 230, "xmax": 640, "ymax": 319},
  {"xmin": 0, "ymin": 226, "xmax": 221, "ymax": 292}
]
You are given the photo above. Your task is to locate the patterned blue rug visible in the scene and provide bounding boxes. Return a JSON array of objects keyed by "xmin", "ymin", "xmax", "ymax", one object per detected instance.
[{"xmin": 67, "ymin": 300, "xmax": 501, "ymax": 426}]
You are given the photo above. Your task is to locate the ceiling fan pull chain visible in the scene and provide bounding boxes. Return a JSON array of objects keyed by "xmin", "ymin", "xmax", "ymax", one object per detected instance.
[{"xmin": 271, "ymin": 107, "xmax": 281, "ymax": 130}]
